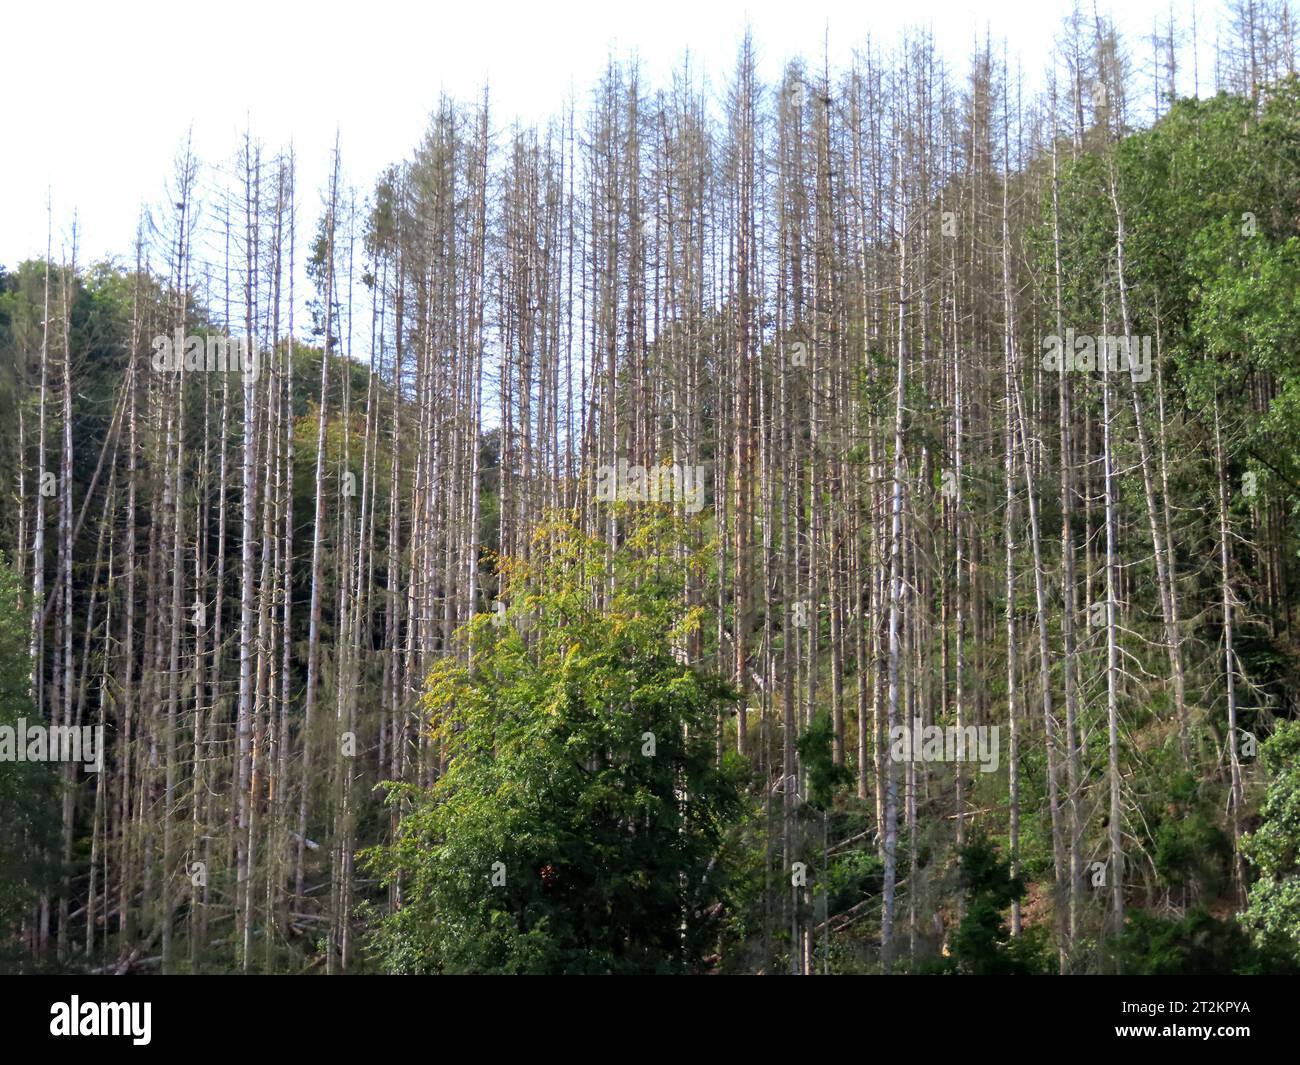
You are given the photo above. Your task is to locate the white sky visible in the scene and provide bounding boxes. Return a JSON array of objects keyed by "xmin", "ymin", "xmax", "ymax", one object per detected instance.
[{"xmin": 2, "ymin": 0, "xmax": 1221, "ymax": 272}]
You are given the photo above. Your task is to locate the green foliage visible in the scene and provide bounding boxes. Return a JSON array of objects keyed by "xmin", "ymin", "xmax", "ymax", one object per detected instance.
[
  {"xmin": 927, "ymin": 835, "xmax": 1050, "ymax": 975},
  {"xmin": 0, "ymin": 555, "xmax": 57, "ymax": 953},
  {"xmin": 364, "ymin": 510, "xmax": 750, "ymax": 973},
  {"xmin": 1241, "ymin": 721, "xmax": 1300, "ymax": 961},
  {"xmin": 1152, "ymin": 772, "xmax": 1234, "ymax": 896},
  {"xmin": 795, "ymin": 712, "xmax": 853, "ymax": 811},
  {"xmin": 1115, "ymin": 908, "xmax": 1298, "ymax": 975},
  {"xmin": 825, "ymin": 849, "xmax": 883, "ymax": 916}
]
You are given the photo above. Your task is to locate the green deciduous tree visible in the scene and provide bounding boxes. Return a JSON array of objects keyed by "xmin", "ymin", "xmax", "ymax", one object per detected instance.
[
  {"xmin": 365, "ymin": 511, "xmax": 749, "ymax": 974},
  {"xmin": 1241, "ymin": 721, "xmax": 1300, "ymax": 960}
]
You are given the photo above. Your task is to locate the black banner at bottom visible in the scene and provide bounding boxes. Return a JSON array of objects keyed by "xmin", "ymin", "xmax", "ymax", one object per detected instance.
[{"xmin": 0, "ymin": 974, "xmax": 1293, "ymax": 1054}]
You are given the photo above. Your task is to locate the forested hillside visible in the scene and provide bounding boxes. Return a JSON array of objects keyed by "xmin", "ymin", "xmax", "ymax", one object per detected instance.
[{"xmin": 2, "ymin": 2, "xmax": 1300, "ymax": 975}]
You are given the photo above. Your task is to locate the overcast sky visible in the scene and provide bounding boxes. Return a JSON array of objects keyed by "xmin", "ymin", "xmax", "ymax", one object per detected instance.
[{"xmin": 2, "ymin": 0, "xmax": 1221, "ymax": 271}]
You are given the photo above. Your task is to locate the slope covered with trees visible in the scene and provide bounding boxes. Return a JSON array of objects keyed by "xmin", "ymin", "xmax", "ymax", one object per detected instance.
[{"xmin": 2, "ymin": 1, "xmax": 1300, "ymax": 974}]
